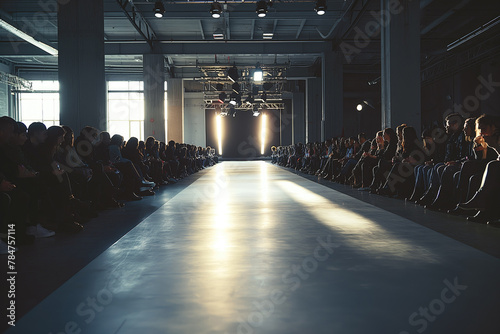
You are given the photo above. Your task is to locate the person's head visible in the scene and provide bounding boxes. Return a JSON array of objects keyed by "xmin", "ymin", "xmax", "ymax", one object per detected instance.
[
  {"xmin": 14, "ymin": 122, "xmax": 28, "ymax": 146},
  {"xmin": 402, "ymin": 126, "xmax": 418, "ymax": 152},
  {"xmin": 422, "ymin": 127, "xmax": 434, "ymax": 148},
  {"xmin": 80, "ymin": 126, "xmax": 99, "ymax": 145},
  {"xmin": 62, "ymin": 125, "xmax": 74, "ymax": 148},
  {"xmin": 375, "ymin": 130, "xmax": 385, "ymax": 147},
  {"xmin": 463, "ymin": 117, "xmax": 476, "ymax": 140},
  {"xmin": 383, "ymin": 128, "xmax": 397, "ymax": 143},
  {"xmin": 168, "ymin": 140, "xmax": 175, "ymax": 147},
  {"xmin": 145, "ymin": 136, "xmax": 155, "ymax": 149},
  {"xmin": 110, "ymin": 134, "xmax": 124, "ymax": 147},
  {"xmin": 99, "ymin": 132, "xmax": 111, "ymax": 145},
  {"xmin": 476, "ymin": 114, "xmax": 499, "ymax": 138},
  {"xmin": 27, "ymin": 122, "xmax": 47, "ymax": 145},
  {"xmin": 0, "ymin": 116, "xmax": 16, "ymax": 144},
  {"xmin": 159, "ymin": 141, "xmax": 166, "ymax": 150},
  {"xmin": 46, "ymin": 126, "xmax": 66, "ymax": 152},
  {"xmin": 126, "ymin": 137, "xmax": 139, "ymax": 150},
  {"xmin": 138, "ymin": 141, "xmax": 145, "ymax": 151},
  {"xmin": 358, "ymin": 133, "xmax": 366, "ymax": 144},
  {"xmin": 445, "ymin": 113, "xmax": 464, "ymax": 134},
  {"xmin": 396, "ymin": 124, "xmax": 407, "ymax": 140}
]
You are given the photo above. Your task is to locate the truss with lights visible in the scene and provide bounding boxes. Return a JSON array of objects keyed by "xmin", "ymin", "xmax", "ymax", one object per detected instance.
[{"xmin": 0, "ymin": 71, "xmax": 32, "ymax": 91}]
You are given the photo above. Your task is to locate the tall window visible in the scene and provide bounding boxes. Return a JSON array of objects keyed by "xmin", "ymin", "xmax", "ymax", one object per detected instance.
[
  {"xmin": 18, "ymin": 80, "xmax": 60, "ymax": 127},
  {"xmin": 108, "ymin": 81, "xmax": 144, "ymax": 140}
]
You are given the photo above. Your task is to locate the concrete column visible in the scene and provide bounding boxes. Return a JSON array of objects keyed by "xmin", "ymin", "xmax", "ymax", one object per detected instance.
[
  {"xmin": 292, "ymin": 92, "xmax": 305, "ymax": 144},
  {"xmin": 166, "ymin": 78, "xmax": 183, "ymax": 142},
  {"xmin": 143, "ymin": 54, "xmax": 165, "ymax": 141},
  {"xmin": 306, "ymin": 78, "xmax": 322, "ymax": 142},
  {"xmin": 322, "ymin": 51, "xmax": 343, "ymax": 140},
  {"xmin": 58, "ymin": 0, "xmax": 106, "ymax": 132},
  {"xmin": 381, "ymin": 0, "xmax": 421, "ymax": 130}
]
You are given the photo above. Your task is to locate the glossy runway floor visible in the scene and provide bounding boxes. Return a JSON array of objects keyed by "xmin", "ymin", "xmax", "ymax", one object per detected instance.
[{"xmin": 7, "ymin": 161, "xmax": 500, "ymax": 334}]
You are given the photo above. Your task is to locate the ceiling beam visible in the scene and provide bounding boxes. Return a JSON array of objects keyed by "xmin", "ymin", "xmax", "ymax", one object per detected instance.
[
  {"xmin": 115, "ymin": 0, "xmax": 158, "ymax": 50},
  {"xmin": 199, "ymin": 20, "xmax": 205, "ymax": 40},
  {"xmin": 0, "ymin": 9, "xmax": 57, "ymax": 56},
  {"xmin": 104, "ymin": 41, "xmax": 330, "ymax": 55},
  {"xmin": 296, "ymin": 19, "xmax": 306, "ymax": 39}
]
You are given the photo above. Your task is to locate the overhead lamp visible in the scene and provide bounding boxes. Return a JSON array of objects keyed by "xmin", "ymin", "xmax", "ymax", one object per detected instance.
[
  {"xmin": 213, "ymin": 28, "xmax": 224, "ymax": 40},
  {"xmin": 253, "ymin": 105, "xmax": 260, "ymax": 117},
  {"xmin": 256, "ymin": 0, "xmax": 268, "ymax": 18},
  {"xmin": 229, "ymin": 92, "xmax": 238, "ymax": 105},
  {"xmin": 263, "ymin": 32, "xmax": 273, "ymax": 40},
  {"xmin": 154, "ymin": 1, "xmax": 165, "ymax": 18},
  {"xmin": 253, "ymin": 68, "xmax": 263, "ymax": 82},
  {"xmin": 210, "ymin": 1, "xmax": 222, "ymax": 18},
  {"xmin": 315, "ymin": 0, "xmax": 327, "ymax": 15}
]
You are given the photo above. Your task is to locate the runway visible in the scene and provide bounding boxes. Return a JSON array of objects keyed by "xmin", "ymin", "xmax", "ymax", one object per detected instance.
[{"xmin": 7, "ymin": 161, "xmax": 500, "ymax": 334}]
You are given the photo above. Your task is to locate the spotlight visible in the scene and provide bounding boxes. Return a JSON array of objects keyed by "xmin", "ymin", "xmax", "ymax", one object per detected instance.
[
  {"xmin": 218, "ymin": 92, "xmax": 227, "ymax": 103},
  {"xmin": 314, "ymin": 0, "xmax": 327, "ymax": 15},
  {"xmin": 253, "ymin": 105, "xmax": 260, "ymax": 117},
  {"xmin": 210, "ymin": 1, "xmax": 222, "ymax": 18},
  {"xmin": 154, "ymin": 1, "xmax": 165, "ymax": 18},
  {"xmin": 227, "ymin": 66, "xmax": 239, "ymax": 82},
  {"xmin": 253, "ymin": 68, "xmax": 263, "ymax": 82},
  {"xmin": 356, "ymin": 104, "xmax": 363, "ymax": 112},
  {"xmin": 229, "ymin": 92, "xmax": 238, "ymax": 105},
  {"xmin": 256, "ymin": 0, "xmax": 268, "ymax": 17}
]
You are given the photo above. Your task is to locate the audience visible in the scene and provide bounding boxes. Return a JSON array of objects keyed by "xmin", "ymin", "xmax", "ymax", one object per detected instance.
[
  {"xmin": 0, "ymin": 116, "xmax": 217, "ymax": 253},
  {"xmin": 271, "ymin": 113, "xmax": 500, "ymax": 226}
]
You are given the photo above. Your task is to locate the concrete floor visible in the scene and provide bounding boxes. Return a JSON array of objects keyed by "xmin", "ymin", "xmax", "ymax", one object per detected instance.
[{"xmin": 5, "ymin": 161, "xmax": 500, "ymax": 334}]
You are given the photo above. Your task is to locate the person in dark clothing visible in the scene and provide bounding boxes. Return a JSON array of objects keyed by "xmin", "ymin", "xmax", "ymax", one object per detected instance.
[
  {"xmin": 417, "ymin": 113, "xmax": 468, "ymax": 206},
  {"xmin": 0, "ymin": 117, "xmax": 36, "ymax": 244},
  {"xmin": 407, "ymin": 126, "xmax": 447, "ymax": 202},
  {"xmin": 369, "ymin": 127, "xmax": 398, "ymax": 192},
  {"xmin": 378, "ymin": 126, "xmax": 423, "ymax": 198},
  {"xmin": 336, "ymin": 133, "xmax": 371, "ymax": 183}
]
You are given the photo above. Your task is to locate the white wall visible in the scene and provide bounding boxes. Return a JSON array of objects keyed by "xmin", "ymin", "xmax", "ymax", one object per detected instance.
[{"xmin": 183, "ymin": 91, "xmax": 206, "ymax": 146}]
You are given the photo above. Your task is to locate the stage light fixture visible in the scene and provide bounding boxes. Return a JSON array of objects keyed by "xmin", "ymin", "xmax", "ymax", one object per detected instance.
[
  {"xmin": 229, "ymin": 92, "xmax": 238, "ymax": 105},
  {"xmin": 315, "ymin": 0, "xmax": 327, "ymax": 15},
  {"xmin": 154, "ymin": 1, "xmax": 165, "ymax": 18},
  {"xmin": 256, "ymin": 0, "xmax": 268, "ymax": 17},
  {"xmin": 356, "ymin": 104, "xmax": 363, "ymax": 112},
  {"xmin": 254, "ymin": 67, "xmax": 263, "ymax": 82},
  {"xmin": 216, "ymin": 83, "xmax": 224, "ymax": 91},
  {"xmin": 227, "ymin": 66, "xmax": 239, "ymax": 82},
  {"xmin": 218, "ymin": 92, "xmax": 227, "ymax": 103},
  {"xmin": 210, "ymin": 1, "xmax": 222, "ymax": 18},
  {"xmin": 213, "ymin": 28, "xmax": 224, "ymax": 39}
]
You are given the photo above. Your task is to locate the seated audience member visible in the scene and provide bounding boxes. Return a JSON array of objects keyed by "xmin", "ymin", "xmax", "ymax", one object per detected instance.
[
  {"xmin": 336, "ymin": 133, "xmax": 371, "ymax": 183},
  {"xmin": 407, "ymin": 126, "xmax": 446, "ymax": 202},
  {"xmin": 417, "ymin": 113, "xmax": 469, "ymax": 205},
  {"xmin": 109, "ymin": 134, "xmax": 153, "ymax": 200},
  {"xmin": 0, "ymin": 117, "xmax": 36, "ymax": 244},
  {"xmin": 369, "ymin": 127, "xmax": 398, "ymax": 192}
]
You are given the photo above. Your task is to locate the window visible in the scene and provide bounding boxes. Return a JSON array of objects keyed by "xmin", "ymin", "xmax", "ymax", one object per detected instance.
[
  {"xmin": 18, "ymin": 80, "xmax": 60, "ymax": 127},
  {"xmin": 108, "ymin": 81, "xmax": 144, "ymax": 140}
]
